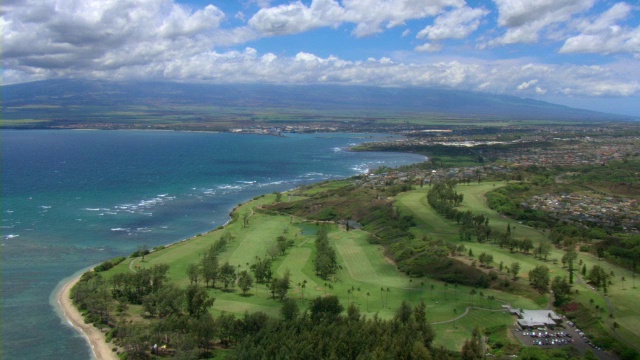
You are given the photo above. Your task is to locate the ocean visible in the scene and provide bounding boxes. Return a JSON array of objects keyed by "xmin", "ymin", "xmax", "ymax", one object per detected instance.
[{"xmin": 0, "ymin": 130, "xmax": 425, "ymax": 359}]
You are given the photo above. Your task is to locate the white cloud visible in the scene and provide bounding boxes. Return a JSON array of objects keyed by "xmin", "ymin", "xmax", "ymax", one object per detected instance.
[
  {"xmin": 248, "ymin": 0, "xmax": 345, "ymax": 35},
  {"xmin": 416, "ymin": 6, "xmax": 489, "ymax": 40},
  {"xmin": 247, "ymin": 0, "xmax": 465, "ymax": 38},
  {"xmin": 559, "ymin": 2, "xmax": 640, "ymax": 55},
  {"xmin": 490, "ymin": 0, "xmax": 595, "ymax": 45},
  {"xmin": 2, "ymin": 0, "xmax": 226, "ymax": 73},
  {"xmin": 344, "ymin": 0, "xmax": 465, "ymax": 37},
  {"xmin": 415, "ymin": 43, "xmax": 443, "ymax": 52},
  {"xmin": 517, "ymin": 79, "xmax": 538, "ymax": 90}
]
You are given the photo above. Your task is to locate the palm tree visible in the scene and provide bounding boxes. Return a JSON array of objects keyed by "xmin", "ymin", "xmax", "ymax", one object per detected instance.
[{"xmin": 470, "ymin": 288, "xmax": 477, "ymax": 306}]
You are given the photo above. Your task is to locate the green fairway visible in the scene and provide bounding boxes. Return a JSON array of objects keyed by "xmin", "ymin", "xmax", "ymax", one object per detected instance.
[{"xmin": 100, "ymin": 180, "xmax": 640, "ymax": 352}]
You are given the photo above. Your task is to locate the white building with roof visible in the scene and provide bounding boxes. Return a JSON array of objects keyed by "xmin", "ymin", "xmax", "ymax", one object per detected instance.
[{"xmin": 513, "ymin": 309, "xmax": 562, "ymax": 328}]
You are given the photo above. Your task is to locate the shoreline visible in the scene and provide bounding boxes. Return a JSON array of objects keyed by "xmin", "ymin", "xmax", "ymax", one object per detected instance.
[
  {"xmin": 53, "ymin": 191, "xmax": 288, "ymax": 360},
  {"xmin": 47, "ymin": 135, "xmax": 425, "ymax": 359},
  {"xmin": 54, "ymin": 270, "xmax": 119, "ymax": 360}
]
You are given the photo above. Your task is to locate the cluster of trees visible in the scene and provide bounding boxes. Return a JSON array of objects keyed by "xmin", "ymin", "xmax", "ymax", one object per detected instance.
[
  {"xmin": 234, "ymin": 297, "xmax": 443, "ymax": 360},
  {"xmin": 496, "ymin": 225, "xmax": 533, "ymax": 254},
  {"xmin": 188, "ymin": 230, "xmax": 297, "ymax": 299},
  {"xmin": 427, "ymin": 181, "xmax": 492, "ymax": 242},
  {"xmin": 111, "ymin": 264, "xmax": 170, "ymax": 304},
  {"xmin": 551, "ymin": 276, "xmax": 572, "ymax": 306},
  {"xmin": 71, "ymin": 264, "xmax": 216, "ymax": 335},
  {"xmin": 399, "ymin": 237, "xmax": 492, "ymax": 288},
  {"xmin": 478, "ymin": 252, "xmax": 494, "ymax": 267},
  {"xmin": 485, "ymin": 183, "xmax": 558, "ymax": 231},
  {"xmin": 586, "ymin": 265, "xmax": 611, "ymax": 294},
  {"xmin": 94, "ymin": 256, "xmax": 126, "ymax": 272},
  {"xmin": 75, "ymin": 267, "xmax": 451, "ymax": 360},
  {"xmin": 268, "ymin": 270, "xmax": 291, "ymax": 300},
  {"xmin": 185, "ymin": 232, "xmax": 249, "ymax": 292},
  {"xmin": 314, "ymin": 226, "xmax": 338, "ymax": 279},
  {"xmin": 529, "ymin": 265, "xmax": 550, "ymax": 293},
  {"xmin": 597, "ymin": 234, "xmax": 640, "ymax": 273}
]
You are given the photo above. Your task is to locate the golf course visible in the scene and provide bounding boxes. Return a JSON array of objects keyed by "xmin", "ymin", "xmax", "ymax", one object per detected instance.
[{"xmin": 84, "ymin": 178, "xmax": 640, "ymax": 356}]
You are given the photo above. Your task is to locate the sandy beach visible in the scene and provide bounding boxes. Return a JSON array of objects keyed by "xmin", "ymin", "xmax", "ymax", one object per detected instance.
[{"xmin": 57, "ymin": 273, "xmax": 119, "ymax": 360}]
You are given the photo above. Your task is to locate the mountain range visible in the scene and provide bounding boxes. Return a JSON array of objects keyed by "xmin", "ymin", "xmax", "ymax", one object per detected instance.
[{"xmin": 2, "ymin": 79, "xmax": 634, "ymax": 128}]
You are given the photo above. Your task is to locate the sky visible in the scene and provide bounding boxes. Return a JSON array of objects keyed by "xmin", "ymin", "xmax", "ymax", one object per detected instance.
[{"xmin": 1, "ymin": 0, "xmax": 639, "ymax": 116}]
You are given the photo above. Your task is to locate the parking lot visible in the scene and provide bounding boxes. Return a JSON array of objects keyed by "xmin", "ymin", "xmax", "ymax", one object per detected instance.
[
  {"xmin": 513, "ymin": 327, "xmax": 574, "ymax": 347},
  {"xmin": 512, "ymin": 321, "xmax": 618, "ymax": 360}
]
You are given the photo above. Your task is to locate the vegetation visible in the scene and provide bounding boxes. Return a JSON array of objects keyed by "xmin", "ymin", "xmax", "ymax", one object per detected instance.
[{"xmin": 69, "ymin": 153, "xmax": 640, "ymax": 359}]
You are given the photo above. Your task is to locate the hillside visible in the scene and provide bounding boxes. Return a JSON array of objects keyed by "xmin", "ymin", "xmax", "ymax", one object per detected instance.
[{"xmin": 2, "ymin": 80, "xmax": 632, "ymax": 130}]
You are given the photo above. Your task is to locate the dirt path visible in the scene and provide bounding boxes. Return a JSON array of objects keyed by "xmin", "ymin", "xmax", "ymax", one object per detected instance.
[
  {"xmin": 57, "ymin": 274, "xmax": 119, "ymax": 360},
  {"xmin": 129, "ymin": 257, "xmax": 139, "ymax": 273}
]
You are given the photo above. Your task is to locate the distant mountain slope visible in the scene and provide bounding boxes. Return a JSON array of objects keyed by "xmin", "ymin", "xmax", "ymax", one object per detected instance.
[{"xmin": 1, "ymin": 79, "xmax": 632, "ymax": 122}]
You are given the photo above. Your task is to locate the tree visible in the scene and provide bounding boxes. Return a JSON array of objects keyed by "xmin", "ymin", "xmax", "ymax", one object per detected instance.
[
  {"xmin": 510, "ymin": 262, "xmax": 521, "ymax": 281},
  {"xmin": 276, "ymin": 235, "xmax": 288, "ymax": 255},
  {"xmin": 201, "ymin": 255, "xmax": 219, "ymax": 288},
  {"xmin": 137, "ymin": 244, "xmax": 150, "ymax": 261},
  {"xmin": 395, "ymin": 301, "xmax": 413, "ymax": 324},
  {"xmin": 186, "ymin": 263, "xmax": 201, "ymax": 286},
  {"xmin": 519, "ymin": 238, "xmax": 534, "ymax": 253},
  {"xmin": 185, "ymin": 285, "xmax": 214, "ymax": 318},
  {"xmin": 562, "ymin": 250, "xmax": 578, "ymax": 284},
  {"xmin": 587, "ymin": 265, "xmax": 609, "ymax": 291},
  {"xmin": 461, "ymin": 327, "xmax": 483, "ymax": 360},
  {"xmin": 238, "ymin": 270, "xmax": 254, "ymax": 295},
  {"xmin": 529, "ymin": 265, "xmax": 550, "ymax": 293},
  {"xmin": 142, "ymin": 284, "xmax": 184, "ymax": 318},
  {"xmin": 537, "ymin": 240, "xmax": 552, "ymax": 261},
  {"xmin": 478, "ymin": 252, "xmax": 493, "ymax": 267},
  {"xmin": 310, "ymin": 295, "xmax": 343, "ymax": 322},
  {"xmin": 280, "ymin": 298, "xmax": 299, "ymax": 321},
  {"xmin": 191, "ymin": 313, "xmax": 217, "ymax": 349},
  {"xmin": 414, "ymin": 301, "xmax": 435, "ymax": 348},
  {"xmin": 551, "ymin": 276, "xmax": 572, "ymax": 306},
  {"xmin": 220, "ymin": 261, "xmax": 236, "ymax": 290},
  {"xmin": 270, "ymin": 270, "xmax": 291, "ymax": 300},
  {"xmin": 149, "ymin": 263, "xmax": 169, "ymax": 293},
  {"xmin": 251, "ymin": 257, "xmax": 272, "ymax": 284}
]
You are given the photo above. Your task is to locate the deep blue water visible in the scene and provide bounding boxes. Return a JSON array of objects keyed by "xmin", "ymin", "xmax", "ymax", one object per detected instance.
[{"xmin": 0, "ymin": 130, "xmax": 425, "ymax": 359}]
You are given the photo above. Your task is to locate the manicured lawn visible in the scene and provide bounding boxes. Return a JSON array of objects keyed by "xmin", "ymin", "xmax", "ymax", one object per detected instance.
[{"xmin": 100, "ymin": 181, "xmax": 640, "ymax": 352}]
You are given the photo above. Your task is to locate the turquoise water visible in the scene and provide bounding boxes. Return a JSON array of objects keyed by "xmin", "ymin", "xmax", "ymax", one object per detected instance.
[{"xmin": 1, "ymin": 130, "xmax": 424, "ymax": 359}]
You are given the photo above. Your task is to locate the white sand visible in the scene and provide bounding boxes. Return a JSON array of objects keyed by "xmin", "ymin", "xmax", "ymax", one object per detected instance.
[{"xmin": 56, "ymin": 273, "xmax": 119, "ymax": 360}]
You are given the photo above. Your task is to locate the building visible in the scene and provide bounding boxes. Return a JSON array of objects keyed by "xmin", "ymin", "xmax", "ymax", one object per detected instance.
[{"xmin": 509, "ymin": 308, "xmax": 562, "ymax": 329}]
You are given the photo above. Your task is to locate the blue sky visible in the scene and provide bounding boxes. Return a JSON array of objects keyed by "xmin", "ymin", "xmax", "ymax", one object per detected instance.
[{"xmin": 2, "ymin": 0, "xmax": 639, "ymax": 116}]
